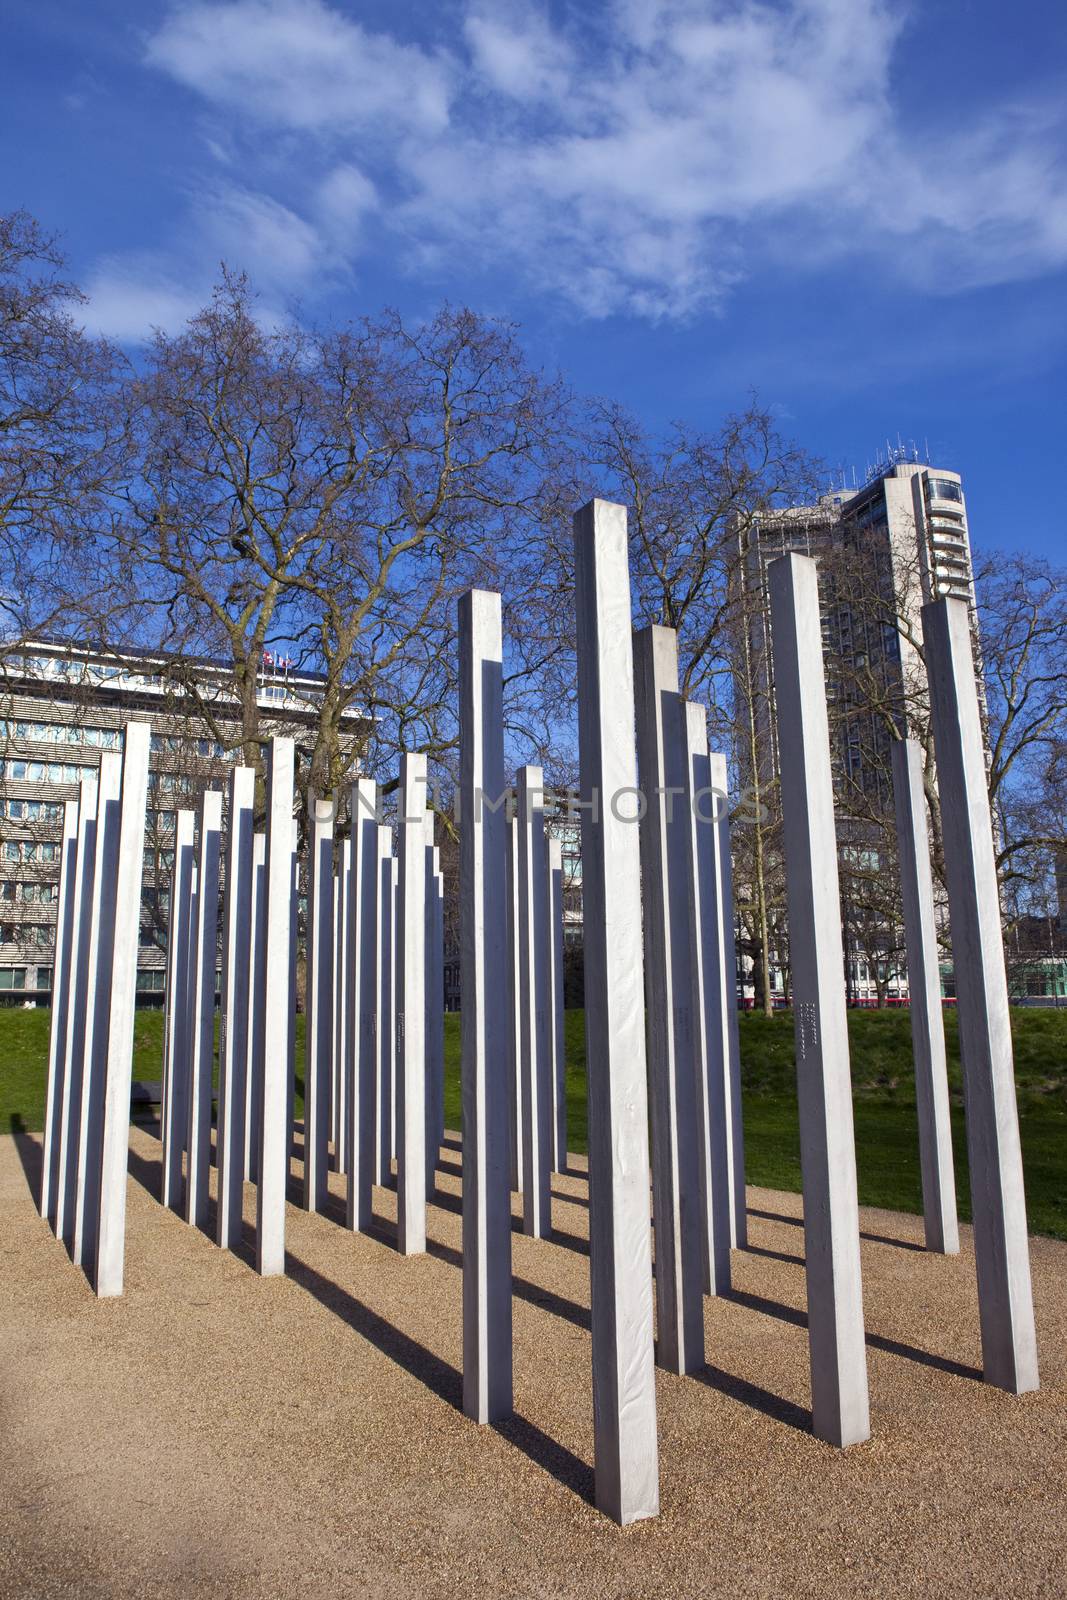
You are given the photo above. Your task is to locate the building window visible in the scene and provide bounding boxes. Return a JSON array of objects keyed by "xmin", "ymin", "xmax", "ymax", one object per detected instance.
[
  {"xmin": 136, "ymin": 969, "xmax": 166, "ymax": 992},
  {"xmin": 0, "ymin": 968, "xmax": 27, "ymax": 990},
  {"xmin": 927, "ymin": 478, "xmax": 963, "ymax": 503}
]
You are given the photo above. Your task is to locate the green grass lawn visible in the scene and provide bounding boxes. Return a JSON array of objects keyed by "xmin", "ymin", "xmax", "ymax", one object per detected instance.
[{"xmin": 5, "ymin": 1004, "xmax": 1066, "ymax": 1239}]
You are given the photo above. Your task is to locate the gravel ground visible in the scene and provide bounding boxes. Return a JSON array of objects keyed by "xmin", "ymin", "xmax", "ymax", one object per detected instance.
[{"xmin": 1, "ymin": 1124, "xmax": 1064, "ymax": 1600}]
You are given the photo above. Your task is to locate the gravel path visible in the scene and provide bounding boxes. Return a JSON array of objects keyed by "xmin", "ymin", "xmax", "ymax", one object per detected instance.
[{"xmin": 1, "ymin": 1125, "xmax": 1064, "ymax": 1599}]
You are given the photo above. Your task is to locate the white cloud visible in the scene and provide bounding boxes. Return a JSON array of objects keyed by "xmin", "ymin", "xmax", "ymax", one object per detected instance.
[
  {"xmin": 114, "ymin": 0, "xmax": 1067, "ymax": 329},
  {"xmin": 315, "ymin": 164, "xmax": 378, "ymax": 246},
  {"xmin": 200, "ymin": 186, "xmax": 322, "ymax": 286},
  {"xmin": 77, "ymin": 263, "xmax": 204, "ymax": 341},
  {"xmin": 145, "ymin": 0, "xmax": 452, "ymax": 136},
  {"xmin": 463, "ymin": 5, "xmax": 573, "ymax": 105}
]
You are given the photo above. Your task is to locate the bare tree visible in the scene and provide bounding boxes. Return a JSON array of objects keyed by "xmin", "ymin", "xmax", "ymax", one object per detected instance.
[
  {"xmin": 0, "ymin": 211, "xmax": 124, "ymax": 644},
  {"xmin": 117, "ymin": 276, "xmax": 575, "ymax": 816}
]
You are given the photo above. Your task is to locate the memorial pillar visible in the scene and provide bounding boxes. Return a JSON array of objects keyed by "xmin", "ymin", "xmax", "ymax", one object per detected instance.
[
  {"xmin": 332, "ymin": 836, "xmax": 351, "ymax": 1174},
  {"xmin": 573, "ymin": 499, "xmax": 659, "ymax": 1526},
  {"xmin": 256, "ymin": 739, "xmax": 295, "ymax": 1277},
  {"xmin": 40, "ymin": 798, "xmax": 79, "ymax": 1226},
  {"xmin": 304, "ymin": 796, "xmax": 334, "ymax": 1214},
  {"xmin": 217, "ymin": 768, "xmax": 254, "ymax": 1248},
  {"xmin": 347, "ymin": 778, "xmax": 378, "ymax": 1231},
  {"xmin": 548, "ymin": 836, "xmax": 567, "ymax": 1175},
  {"xmin": 683, "ymin": 704, "xmax": 731, "ymax": 1296},
  {"xmin": 924, "ymin": 596, "xmax": 1038, "ymax": 1393},
  {"xmin": 517, "ymin": 765, "xmax": 552, "ymax": 1238},
  {"xmin": 505, "ymin": 813, "xmax": 523, "ymax": 1192},
  {"xmin": 396, "ymin": 753, "xmax": 427, "ymax": 1255},
  {"xmin": 185, "ymin": 789, "xmax": 223, "ymax": 1232},
  {"xmin": 54, "ymin": 775, "xmax": 98, "ymax": 1249},
  {"xmin": 459, "ymin": 589, "xmax": 513, "ymax": 1423},
  {"xmin": 244, "ymin": 833, "xmax": 266, "ymax": 1184},
  {"xmin": 375, "ymin": 826, "xmax": 395, "ymax": 1186},
  {"xmin": 71, "ymin": 749, "xmax": 123, "ymax": 1271},
  {"xmin": 768, "ymin": 553, "xmax": 870, "ymax": 1447},
  {"xmin": 161, "ymin": 809, "xmax": 195, "ymax": 1212},
  {"xmin": 891, "ymin": 737, "xmax": 959, "ymax": 1255},
  {"xmin": 709, "ymin": 753, "xmax": 747, "ymax": 1249},
  {"xmin": 94, "ymin": 722, "xmax": 152, "ymax": 1297},
  {"xmin": 633, "ymin": 625, "xmax": 704, "ymax": 1374}
]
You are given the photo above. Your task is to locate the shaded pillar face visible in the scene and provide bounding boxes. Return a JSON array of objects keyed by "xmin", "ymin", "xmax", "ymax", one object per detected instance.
[
  {"xmin": 505, "ymin": 814, "xmax": 523, "ymax": 1193},
  {"xmin": 709, "ymin": 752, "xmax": 746, "ymax": 1250},
  {"xmin": 217, "ymin": 768, "xmax": 255, "ymax": 1249},
  {"xmin": 94, "ymin": 722, "xmax": 152, "ymax": 1298},
  {"xmin": 162, "ymin": 809, "xmax": 195, "ymax": 1212},
  {"xmin": 256, "ymin": 738, "xmax": 295, "ymax": 1278},
  {"xmin": 376, "ymin": 827, "xmax": 395, "ymax": 1187},
  {"xmin": 573, "ymin": 498, "xmax": 659, "ymax": 1527},
  {"xmin": 397, "ymin": 752, "xmax": 428, "ymax": 1256},
  {"xmin": 244, "ymin": 833, "xmax": 266, "ymax": 1185},
  {"xmin": 72, "ymin": 749, "xmax": 124, "ymax": 1273},
  {"xmin": 54, "ymin": 776, "xmax": 98, "ymax": 1249},
  {"xmin": 40, "ymin": 798, "xmax": 80, "ymax": 1226},
  {"xmin": 923, "ymin": 597, "xmax": 1039, "ymax": 1394},
  {"xmin": 185, "ymin": 788, "xmax": 223, "ymax": 1233},
  {"xmin": 333, "ymin": 838, "xmax": 351, "ymax": 1177},
  {"xmin": 516, "ymin": 764, "xmax": 553, "ymax": 1239},
  {"xmin": 304, "ymin": 797, "xmax": 335, "ymax": 1216},
  {"xmin": 890, "ymin": 738, "xmax": 959, "ymax": 1256},
  {"xmin": 547, "ymin": 836, "xmax": 567, "ymax": 1176},
  {"xmin": 458, "ymin": 588, "xmax": 513, "ymax": 1424},
  {"xmin": 768, "ymin": 552, "xmax": 870, "ymax": 1449},
  {"xmin": 633, "ymin": 625, "xmax": 705, "ymax": 1376},
  {"xmin": 347, "ymin": 778, "xmax": 378, "ymax": 1232},
  {"xmin": 683, "ymin": 703, "xmax": 732, "ymax": 1298},
  {"xmin": 424, "ymin": 827, "xmax": 442, "ymax": 1196}
]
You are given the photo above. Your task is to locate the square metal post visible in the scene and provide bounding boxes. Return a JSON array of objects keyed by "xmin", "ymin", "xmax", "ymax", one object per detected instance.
[
  {"xmin": 768, "ymin": 553, "xmax": 870, "ymax": 1448},
  {"xmin": 633, "ymin": 625, "xmax": 704, "ymax": 1374},
  {"xmin": 891, "ymin": 737, "xmax": 959, "ymax": 1255},
  {"xmin": 397, "ymin": 753, "xmax": 427, "ymax": 1255},
  {"xmin": 94, "ymin": 722, "xmax": 151, "ymax": 1297},
  {"xmin": 459, "ymin": 588, "xmax": 513, "ymax": 1423},
  {"xmin": 256, "ymin": 738, "xmax": 295, "ymax": 1277},
  {"xmin": 347, "ymin": 778, "xmax": 378, "ymax": 1231},
  {"xmin": 217, "ymin": 768, "xmax": 255, "ymax": 1247},
  {"xmin": 924, "ymin": 596, "xmax": 1038, "ymax": 1392},
  {"xmin": 548, "ymin": 836, "xmax": 567, "ymax": 1175},
  {"xmin": 161, "ymin": 808, "xmax": 195, "ymax": 1211},
  {"xmin": 304, "ymin": 796, "xmax": 334, "ymax": 1214},
  {"xmin": 185, "ymin": 789, "xmax": 222, "ymax": 1232},
  {"xmin": 573, "ymin": 499, "xmax": 659, "ymax": 1526},
  {"xmin": 683, "ymin": 704, "xmax": 731, "ymax": 1296},
  {"xmin": 40, "ymin": 798, "xmax": 79, "ymax": 1226}
]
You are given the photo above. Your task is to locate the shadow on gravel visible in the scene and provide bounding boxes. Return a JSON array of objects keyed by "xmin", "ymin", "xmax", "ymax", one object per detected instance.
[
  {"xmin": 748, "ymin": 1205, "xmax": 928, "ymax": 1254},
  {"xmin": 693, "ymin": 1363, "xmax": 811, "ymax": 1436},
  {"xmin": 743, "ymin": 1242, "xmax": 806, "ymax": 1268},
  {"xmin": 425, "ymin": 1235, "xmax": 591, "ymax": 1333},
  {"xmin": 9, "ymin": 1114, "xmax": 42, "ymax": 1201},
  {"xmin": 285, "ymin": 1249, "xmax": 594, "ymax": 1503},
  {"xmin": 729, "ymin": 1286, "xmax": 982, "ymax": 1382}
]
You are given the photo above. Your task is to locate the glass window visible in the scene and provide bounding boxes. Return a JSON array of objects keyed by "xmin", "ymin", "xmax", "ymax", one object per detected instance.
[
  {"xmin": 928, "ymin": 477, "xmax": 963, "ymax": 503},
  {"xmin": 37, "ymin": 966, "xmax": 52, "ymax": 988},
  {"xmin": 0, "ymin": 968, "xmax": 26, "ymax": 990}
]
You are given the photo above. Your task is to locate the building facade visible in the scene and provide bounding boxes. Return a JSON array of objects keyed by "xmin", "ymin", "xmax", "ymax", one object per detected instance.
[
  {"xmin": 0, "ymin": 640, "xmax": 366, "ymax": 1004},
  {"xmin": 732, "ymin": 449, "xmax": 981, "ymax": 1006}
]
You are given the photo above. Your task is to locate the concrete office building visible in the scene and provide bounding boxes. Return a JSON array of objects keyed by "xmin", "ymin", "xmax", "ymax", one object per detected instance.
[
  {"xmin": 733, "ymin": 448, "xmax": 981, "ymax": 1004},
  {"xmin": 0, "ymin": 640, "xmax": 366, "ymax": 1004}
]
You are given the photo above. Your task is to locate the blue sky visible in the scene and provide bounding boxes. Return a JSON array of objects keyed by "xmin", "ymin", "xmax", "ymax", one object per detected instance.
[{"xmin": 4, "ymin": 0, "xmax": 1066, "ymax": 558}]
